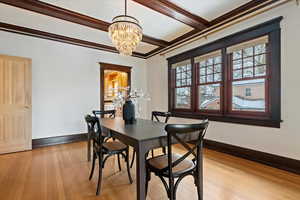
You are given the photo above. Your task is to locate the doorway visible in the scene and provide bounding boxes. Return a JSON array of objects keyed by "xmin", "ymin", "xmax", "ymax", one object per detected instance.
[{"xmin": 99, "ymin": 63, "xmax": 131, "ymax": 117}]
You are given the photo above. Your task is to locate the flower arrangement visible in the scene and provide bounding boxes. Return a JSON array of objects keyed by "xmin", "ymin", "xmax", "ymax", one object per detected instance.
[{"xmin": 111, "ymin": 86, "xmax": 150, "ymax": 117}]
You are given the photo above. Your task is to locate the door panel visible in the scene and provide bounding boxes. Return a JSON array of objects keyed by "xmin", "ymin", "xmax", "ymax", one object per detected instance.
[{"xmin": 0, "ymin": 55, "xmax": 32, "ymax": 154}]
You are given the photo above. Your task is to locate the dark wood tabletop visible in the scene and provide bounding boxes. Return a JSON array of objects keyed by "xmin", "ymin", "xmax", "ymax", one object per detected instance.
[
  {"xmin": 100, "ymin": 118, "xmax": 167, "ymax": 142},
  {"xmin": 100, "ymin": 118, "xmax": 168, "ymax": 200}
]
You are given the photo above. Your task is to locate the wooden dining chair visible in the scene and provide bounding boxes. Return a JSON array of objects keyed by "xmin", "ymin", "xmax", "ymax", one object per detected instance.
[
  {"xmin": 87, "ymin": 110, "xmax": 116, "ymax": 161},
  {"xmin": 85, "ymin": 115, "xmax": 132, "ymax": 195},
  {"xmin": 145, "ymin": 120, "xmax": 209, "ymax": 200},
  {"xmin": 151, "ymin": 111, "xmax": 172, "ymax": 156},
  {"xmin": 130, "ymin": 111, "xmax": 172, "ymax": 168}
]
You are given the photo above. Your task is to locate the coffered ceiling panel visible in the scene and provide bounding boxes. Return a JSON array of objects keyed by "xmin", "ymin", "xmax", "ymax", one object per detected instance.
[
  {"xmin": 170, "ymin": 0, "xmax": 251, "ymax": 21},
  {"xmin": 41, "ymin": 0, "xmax": 193, "ymax": 41},
  {"xmin": 0, "ymin": 4, "xmax": 158, "ymax": 54}
]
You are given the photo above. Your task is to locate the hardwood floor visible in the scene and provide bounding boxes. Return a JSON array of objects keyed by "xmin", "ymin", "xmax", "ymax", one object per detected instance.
[{"xmin": 0, "ymin": 141, "xmax": 299, "ymax": 200}]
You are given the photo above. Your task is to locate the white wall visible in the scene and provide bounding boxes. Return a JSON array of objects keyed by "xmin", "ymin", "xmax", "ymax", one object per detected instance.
[
  {"xmin": 146, "ymin": 2, "xmax": 300, "ymax": 160},
  {"xmin": 0, "ymin": 31, "xmax": 148, "ymax": 139}
]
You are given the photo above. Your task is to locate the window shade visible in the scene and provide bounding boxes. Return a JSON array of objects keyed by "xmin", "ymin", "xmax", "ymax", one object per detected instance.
[
  {"xmin": 194, "ymin": 50, "xmax": 222, "ymax": 63},
  {"xmin": 171, "ymin": 59, "xmax": 191, "ymax": 69},
  {"xmin": 227, "ymin": 36, "xmax": 269, "ymax": 54}
]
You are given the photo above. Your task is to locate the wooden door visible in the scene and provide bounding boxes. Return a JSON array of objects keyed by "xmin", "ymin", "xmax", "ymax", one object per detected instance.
[{"xmin": 0, "ymin": 55, "xmax": 32, "ymax": 154}]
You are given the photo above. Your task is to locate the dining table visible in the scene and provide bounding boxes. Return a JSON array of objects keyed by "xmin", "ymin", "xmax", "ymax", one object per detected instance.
[
  {"xmin": 100, "ymin": 118, "xmax": 168, "ymax": 200},
  {"xmin": 100, "ymin": 117, "xmax": 203, "ymax": 200}
]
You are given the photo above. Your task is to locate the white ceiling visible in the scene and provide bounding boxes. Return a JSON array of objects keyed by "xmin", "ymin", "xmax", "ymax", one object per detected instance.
[
  {"xmin": 41, "ymin": 0, "xmax": 193, "ymax": 41},
  {"xmin": 0, "ymin": 0, "xmax": 254, "ymax": 55},
  {"xmin": 173, "ymin": 0, "xmax": 251, "ymax": 20},
  {"xmin": 0, "ymin": 4, "xmax": 158, "ymax": 54}
]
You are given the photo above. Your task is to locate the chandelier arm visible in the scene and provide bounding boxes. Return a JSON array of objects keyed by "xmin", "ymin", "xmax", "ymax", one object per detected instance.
[{"xmin": 125, "ymin": 0, "xmax": 127, "ymax": 16}]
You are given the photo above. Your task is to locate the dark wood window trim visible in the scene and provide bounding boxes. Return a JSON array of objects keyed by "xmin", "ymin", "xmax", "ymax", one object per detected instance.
[{"xmin": 167, "ymin": 17, "xmax": 283, "ymax": 128}]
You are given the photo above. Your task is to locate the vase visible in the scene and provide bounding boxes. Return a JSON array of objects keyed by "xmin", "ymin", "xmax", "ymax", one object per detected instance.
[{"xmin": 123, "ymin": 100, "xmax": 136, "ymax": 124}]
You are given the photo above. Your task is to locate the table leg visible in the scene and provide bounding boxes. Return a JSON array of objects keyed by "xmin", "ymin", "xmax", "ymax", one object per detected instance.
[{"xmin": 136, "ymin": 143, "xmax": 147, "ymax": 200}]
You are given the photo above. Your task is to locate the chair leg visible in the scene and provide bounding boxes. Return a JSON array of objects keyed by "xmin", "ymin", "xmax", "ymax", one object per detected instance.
[
  {"xmin": 126, "ymin": 148, "xmax": 133, "ymax": 184},
  {"xmin": 87, "ymin": 133, "xmax": 91, "ymax": 162},
  {"xmin": 195, "ymin": 173, "xmax": 203, "ymax": 200},
  {"xmin": 96, "ymin": 154, "xmax": 103, "ymax": 196},
  {"xmin": 151, "ymin": 149, "xmax": 154, "ymax": 158},
  {"xmin": 89, "ymin": 152, "xmax": 96, "ymax": 180},
  {"xmin": 130, "ymin": 149, "xmax": 136, "ymax": 168},
  {"xmin": 117, "ymin": 154, "xmax": 122, "ymax": 172},
  {"xmin": 169, "ymin": 177, "xmax": 175, "ymax": 200}
]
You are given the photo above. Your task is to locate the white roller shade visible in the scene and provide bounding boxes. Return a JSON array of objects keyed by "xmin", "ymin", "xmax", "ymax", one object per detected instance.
[
  {"xmin": 227, "ymin": 36, "xmax": 269, "ymax": 54},
  {"xmin": 171, "ymin": 59, "xmax": 191, "ymax": 69},
  {"xmin": 194, "ymin": 50, "xmax": 222, "ymax": 63}
]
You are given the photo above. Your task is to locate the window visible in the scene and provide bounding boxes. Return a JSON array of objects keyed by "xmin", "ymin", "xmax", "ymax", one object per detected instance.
[
  {"xmin": 228, "ymin": 36, "xmax": 269, "ymax": 113},
  {"xmin": 194, "ymin": 51, "xmax": 222, "ymax": 111},
  {"xmin": 172, "ymin": 60, "xmax": 192, "ymax": 109},
  {"xmin": 168, "ymin": 17, "xmax": 282, "ymax": 127}
]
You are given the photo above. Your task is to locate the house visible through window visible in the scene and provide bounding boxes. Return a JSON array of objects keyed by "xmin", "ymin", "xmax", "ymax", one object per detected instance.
[
  {"xmin": 167, "ymin": 18, "xmax": 282, "ymax": 127},
  {"xmin": 194, "ymin": 50, "xmax": 222, "ymax": 111},
  {"xmin": 245, "ymin": 88, "xmax": 252, "ymax": 97}
]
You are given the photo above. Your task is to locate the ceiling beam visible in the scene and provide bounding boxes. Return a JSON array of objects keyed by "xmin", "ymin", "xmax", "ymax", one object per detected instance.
[
  {"xmin": 132, "ymin": 0, "xmax": 209, "ymax": 30},
  {"xmin": 146, "ymin": 0, "xmax": 281, "ymax": 58},
  {"xmin": 210, "ymin": 0, "xmax": 275, "ymax": 26},
  {"xmin": 0, "ymin": 0, "xmax": 170, "ymax": 47},
  {"xmin": 0, "ymin": 21, "xmax": 146, "ymax": 58}
]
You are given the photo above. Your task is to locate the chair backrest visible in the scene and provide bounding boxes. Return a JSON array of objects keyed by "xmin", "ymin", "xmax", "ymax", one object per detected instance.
[
  {"xmin": 92, "ymin": 110, "xmax": 116, "ymax": 118},
  {"xmin": 163, "ymin": 119, "xmax": 209, "ymax": 176},
  {"xmin": 151, "ymin": 111, "xmax": 172, "ymax": 123},
  {"xmin": 85, "ymin": 115, "xmax": 103, "ymax": 145}
]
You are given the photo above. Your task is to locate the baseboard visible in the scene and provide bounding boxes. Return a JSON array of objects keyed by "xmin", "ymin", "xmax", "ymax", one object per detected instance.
[
  {"xmin": 32, "ymin": 133, "xmax": 87, "ymax": 149},
  {"xmin": 203, "ymin": 139, "xmax": 300, "ymax": 175}
]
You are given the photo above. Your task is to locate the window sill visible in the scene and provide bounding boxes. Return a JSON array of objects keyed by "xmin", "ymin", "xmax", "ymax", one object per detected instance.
[{"xmin": 171, "ymin": 111, "xmax": 281, "ymax": 128}]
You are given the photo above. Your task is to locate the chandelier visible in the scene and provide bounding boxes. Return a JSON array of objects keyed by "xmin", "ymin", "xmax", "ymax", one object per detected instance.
[{"xmin": 108, "ymin": 0, "xmax": 143, "ymax": 56}]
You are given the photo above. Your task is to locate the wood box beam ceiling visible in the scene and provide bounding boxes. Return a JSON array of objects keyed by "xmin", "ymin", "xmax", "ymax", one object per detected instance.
[
  {"xmin": 0, "ymin": 21, "xmax": 146, "ymax": 58},
  {"xmin": 0, "ymin": 0, "xmax": 283, "ymax": 57},
  {"xmin": 132, "ymin": 0, "xmax": 210, "ymax": 30},
  {"xmin": 0, "ymin": 0, "xmax": 170, "ymax": 47}
]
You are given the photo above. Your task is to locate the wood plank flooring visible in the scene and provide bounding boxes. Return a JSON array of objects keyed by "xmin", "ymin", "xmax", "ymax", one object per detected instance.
[{"xmin": 0, "ymin": 141, "xmax": 299, "ymax": 200}]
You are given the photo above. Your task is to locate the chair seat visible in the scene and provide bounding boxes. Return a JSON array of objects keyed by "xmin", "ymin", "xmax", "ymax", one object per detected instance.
[
  {"xmin": 102, "ymin": 141, "xmax": 127, "ymax": 152},
  {"xmin": 147, "ymin": 153, "xmax": 195, "ymax": 177}
]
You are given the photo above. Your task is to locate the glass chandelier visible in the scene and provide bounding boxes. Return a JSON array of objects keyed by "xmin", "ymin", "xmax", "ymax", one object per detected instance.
[{"xmin": 108, "ymin": 0, "xmax": 143, "ymax": 56}]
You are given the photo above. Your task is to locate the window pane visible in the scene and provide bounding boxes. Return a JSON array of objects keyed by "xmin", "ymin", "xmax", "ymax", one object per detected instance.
[
  {"xmin": 255, "ymin": 54, "xmax": 266, "ymax": 66},
  {"xmin": 233, "ymin": 50, "xmax": 242, "ymax": 60},
  {"xmin": 232, "ymin": 79, "xmax": 265, "ymax": 112},
  {"xmin": 243, "ymin": 47, "xmax": 253, "ymax": 57},
  {"xmin": 200, "ymin": 76, "xmax": 206, "ymax": 83},
  {"xmin": 233, "ymin": 59, "xmax": 242, "ymax": 69},
  {"xmin": 176, "ymin": 73, "xmax": 181, "ymax": 79},
  {"xmin": 233, "ymin": 70, "xmax": 242, "ymax": 79},
  {"xmin": 214, "ymin": 73, "xmax": 221, "ymax": 82},
  {"xmin": 207, "ymin": 74, "xmax": 213, "ymax": 82},
  {"xmin": 207, "ymin": 58, "xmax": 213, "ymax": 65},
  {"xmin": 200, "ymin": 68, "xmax": 206, "ymax": 75},
  {"xmin": 243, "ymin": 67, "xmax": 253, "ymax": 78},
  {"xmin": 175, "ymin": 87, "xmax": 191, "ymax": 109},
  {"xmin": 255, "ymin": 65, "xmax": 266, "ymax": 77},
  {"xmin": 215, "ymin": 64, "xmax": 222, "ymax": 73},
  {"xmin": 187, "ymin": 78, "xmax": 192, "ymax": 85},
  {"xmin": 207, "ymin": 66, "xmax": 213, "ymax": 74},
  {"xmin": 244, "ymin": 57, "xmax": 254, "ymax": 67},
  {"xmin": 255, "ymin": 44, "xmax": 266, "ymax": 54},
  {"xmin": 176, "ymin": 80, "xmax": 181, "ymax": 87},
  {"xmin": 199, "ymin": 84, "xmax": 220, "ymax": 110}
]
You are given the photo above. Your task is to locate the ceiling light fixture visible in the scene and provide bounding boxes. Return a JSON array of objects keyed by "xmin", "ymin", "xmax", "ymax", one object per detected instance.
[{"xmin": 108, "ymin": 0, "xmax": 143, "ymax": 56}]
